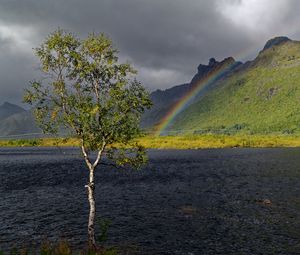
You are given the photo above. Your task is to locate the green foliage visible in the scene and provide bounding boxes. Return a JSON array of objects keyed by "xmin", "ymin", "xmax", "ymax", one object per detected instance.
[
  {"xmin": 107, "ymin": 142, "xmax": 148, "ymax": 169},
  {"xmin": 169, "ymin": 40, "xmax": 300, "ymax": 134},
  {"xmin": 24, "ymin": 29, "xmax": 152, "ymax": 169}
]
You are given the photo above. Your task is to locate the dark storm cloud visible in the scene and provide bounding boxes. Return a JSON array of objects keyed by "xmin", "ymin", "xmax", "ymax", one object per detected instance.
[{"xmin": 0, "ymin": 0, "xmax": 299, "ymax": 104}]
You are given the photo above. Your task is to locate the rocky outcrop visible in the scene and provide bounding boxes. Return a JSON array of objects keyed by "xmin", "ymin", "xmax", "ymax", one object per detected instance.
[
  {"xmin": 262, "ymin": 36, "xmax": 291, "ymax": 51},
  {"xmin": 190, "ymin": 57, "xmax": 242, "ymax": 85}
]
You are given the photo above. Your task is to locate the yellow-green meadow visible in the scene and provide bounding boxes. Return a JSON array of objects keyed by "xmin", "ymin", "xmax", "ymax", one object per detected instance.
[{"xmin": 1, "ymin": 134, "xmax": 300, "ymax": 149}]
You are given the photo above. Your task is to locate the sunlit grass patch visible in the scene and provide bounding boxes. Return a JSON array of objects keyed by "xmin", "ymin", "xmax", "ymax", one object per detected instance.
[
  {"xmin": 1, "ymin": 134, "xmax": 300, "ymax": 149},
  {"xmin": 136, "ymin": 134, "xmax": 300, "ymax": 149},
  {"xmin": 0, "ymin": 138, "xmax": 79, "ymax": 147}
]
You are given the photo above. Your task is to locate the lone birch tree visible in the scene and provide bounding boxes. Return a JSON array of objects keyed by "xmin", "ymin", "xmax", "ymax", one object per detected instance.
[{"xmin": 24, "ymin": 29, "xmax": 152, "ymax": 248}]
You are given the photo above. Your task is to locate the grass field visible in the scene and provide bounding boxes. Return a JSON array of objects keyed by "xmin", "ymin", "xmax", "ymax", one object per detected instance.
[
  {"xmin": 138, "ymin": 134, "xmax": 300, "ymax": 149},
  {"xmin": 1, "ymin": 134, "xmax": 300, "ymax": 149}
]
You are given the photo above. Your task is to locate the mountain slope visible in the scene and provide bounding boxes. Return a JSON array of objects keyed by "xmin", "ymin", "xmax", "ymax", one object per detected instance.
[
  {"xmin": 0, "ymin": 102, "xmax": 39, "ymax": 136},
  {"xmin": 141, "ymin": 83, "xmax": 190, "ymax": 128},
  {"xmin": 170, "ymin": 38, "xmax": 300, "ymax": 134},
  {"xmin": 0, "ymin": 110, "xmax": 40, "ymax": 136},
  {"xmin": 141, "ymin": 57, "xmax": 242, "ymax": 128},
  {"xmin": 0, "ymin": 102, "xmax": 25, "ymax": 121}
]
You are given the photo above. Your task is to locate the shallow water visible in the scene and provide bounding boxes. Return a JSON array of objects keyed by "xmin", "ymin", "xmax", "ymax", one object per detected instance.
[{"xmin": 0, "ymin": 147, "xmax": 300, "ymax": 254}]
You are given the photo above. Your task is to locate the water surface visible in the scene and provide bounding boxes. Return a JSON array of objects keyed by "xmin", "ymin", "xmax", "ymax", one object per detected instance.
[{"xmin": 0, "ymin": 147, "xmax": 299, "ymax": 254}]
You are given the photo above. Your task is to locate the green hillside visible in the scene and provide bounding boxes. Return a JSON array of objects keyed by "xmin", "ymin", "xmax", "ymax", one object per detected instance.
[{"xmin": 169, "ymin": 39, "xmax": 300, "ymax": 134}]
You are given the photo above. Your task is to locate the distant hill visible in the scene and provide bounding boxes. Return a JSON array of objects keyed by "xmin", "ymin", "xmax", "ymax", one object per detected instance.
[
  {"xmin": 0, "ymin": 103, "xmax": 39, "ymax": 137},
  {"xmin": 0, "ymin": 102, "xmax": 25, "ymax": 121}
]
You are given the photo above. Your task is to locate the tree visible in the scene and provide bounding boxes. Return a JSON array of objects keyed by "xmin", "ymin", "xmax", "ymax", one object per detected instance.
[{"xmin": 24, "ymin": 29, "xmax": 152, "ymax": 248}]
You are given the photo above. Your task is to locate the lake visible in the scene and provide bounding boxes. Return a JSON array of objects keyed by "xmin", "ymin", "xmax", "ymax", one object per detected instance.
[{"xmin": 0, "ymin": 147, "xmax": 299, "ymax": 254}]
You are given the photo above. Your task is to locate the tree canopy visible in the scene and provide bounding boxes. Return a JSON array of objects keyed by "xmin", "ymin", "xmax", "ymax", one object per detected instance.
[{"xmin": 24, "ymin": 29, "xmax": 152, "ymax": 168}]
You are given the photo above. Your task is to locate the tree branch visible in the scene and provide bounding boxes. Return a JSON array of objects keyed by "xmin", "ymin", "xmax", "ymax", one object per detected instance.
[
  {"xmin": 99, "ymin": 161, "xmax": 128, "ymax": 171},
  {"xmin": 81, "ymin": 140, "xmax": 93, "ymax": 170},
  {"xmin": 93, "ymin": 141, "xmax": 106, "ymax": 169}
]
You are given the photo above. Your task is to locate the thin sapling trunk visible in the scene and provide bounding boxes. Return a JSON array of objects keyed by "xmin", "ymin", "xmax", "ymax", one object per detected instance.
[
  {"xmin": 82, "ymin": 145, "xmax": 104, "ymax": 248},
  {"xmin": 86, "ymin": 167, "xmax": 96, "ymax": 248}
]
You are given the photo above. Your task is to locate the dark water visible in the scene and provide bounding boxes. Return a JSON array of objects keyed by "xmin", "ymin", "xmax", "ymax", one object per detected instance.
[{"xmin": 0, "ymin": 147, "xmax": 300, "ymax": 254}]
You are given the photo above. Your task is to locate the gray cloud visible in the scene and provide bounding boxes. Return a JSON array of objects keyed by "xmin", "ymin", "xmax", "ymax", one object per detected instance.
[{"xmin": 0, "ymin": 0, "xmax": 299, "ymax": 104}]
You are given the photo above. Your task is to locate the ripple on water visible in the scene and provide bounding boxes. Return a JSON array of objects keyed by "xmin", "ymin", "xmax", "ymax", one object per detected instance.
[{"xmin": 0, "ymin": 147, "xmax": 300, "ymax": 254}]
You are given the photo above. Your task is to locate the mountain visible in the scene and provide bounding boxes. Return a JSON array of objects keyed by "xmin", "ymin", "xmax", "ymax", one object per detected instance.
[
  {"xmin": 0, "ymin": 103, "xmax": 39, "ymax": 137},
  {"xmin": 141, "ymin": 83, "xmax": 190, "ymax": 128},
  {"xmin": 0, "ymin": 102, "xmax": 25, "ymax": 121},
  {"xmin": 1, "ymin": 36, "xmax": 300, "ymax": 137},
  {"xmin": 161, "ymin": 36, "xmax": 300, "ymax": 134},
  {"xmin": 141, "ymin": 57, "xmax": 242, "ymax": 128},
  {"xmin": 262, "ymin": 36, "xmax": 291, "ymax": 51}
]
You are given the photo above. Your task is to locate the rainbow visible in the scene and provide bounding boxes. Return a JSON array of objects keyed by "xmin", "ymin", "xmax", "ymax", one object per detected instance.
[{"xmin": 155, "ymin": 60, "xmax": 239, "ymax": 136}]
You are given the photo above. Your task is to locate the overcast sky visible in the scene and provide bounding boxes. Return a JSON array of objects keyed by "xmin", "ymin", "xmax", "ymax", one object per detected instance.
[{"xmin": 0, "ymin": 0, "xmax": 300, "ymax": 104}]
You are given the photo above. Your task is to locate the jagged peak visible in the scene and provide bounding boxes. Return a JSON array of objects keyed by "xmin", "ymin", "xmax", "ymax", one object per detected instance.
[
  {"xmin": 262, "ymin": 36, "xmax": 291, "ymax": 51},
  {"xmin": 199, "ymin": 57, "xmax": 236, "ymax": 68},
  {"xmin": 191, "ymin": 57, "xmax": 239, "ymax": 85},
  {"xmin": 222, "ymin": 56, "xmax": 235, "ymax": 63},
  {"xmin": 209, "ymin": 58, "xmax": 217, "ymax": 66}
]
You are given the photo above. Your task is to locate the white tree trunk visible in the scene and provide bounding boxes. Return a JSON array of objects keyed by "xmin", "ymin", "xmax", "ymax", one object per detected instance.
[
  {"xmin": 86, "ymin": 168, "xmax": 96, "ymax": 248},
  {"xmin": 82, "ymin": 144, "xmax": 105, "ymax": 248}
]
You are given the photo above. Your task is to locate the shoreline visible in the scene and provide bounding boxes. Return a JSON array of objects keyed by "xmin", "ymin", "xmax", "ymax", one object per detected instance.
[{"xmin": 1, "ymin": 134, "xmax": 300, "ymax": 149}]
